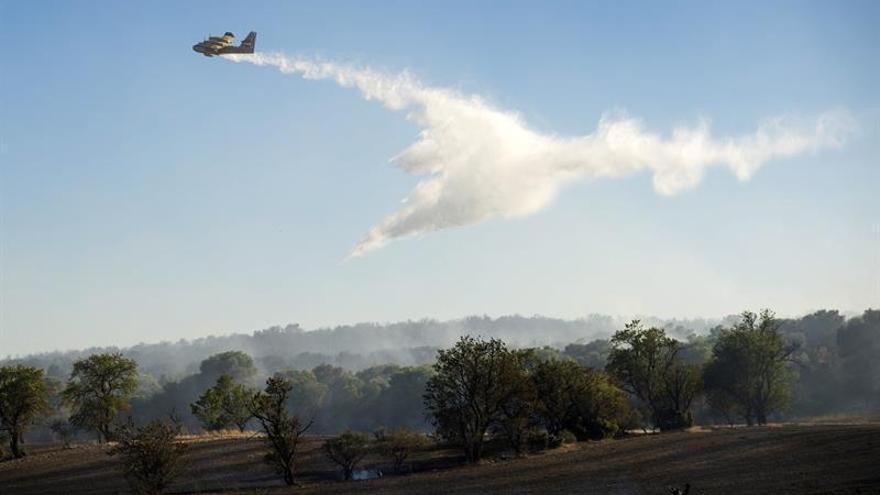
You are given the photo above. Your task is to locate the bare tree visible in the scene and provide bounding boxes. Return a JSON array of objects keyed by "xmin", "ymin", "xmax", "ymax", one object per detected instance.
[{"xmin": 109, "ymin": 416, "xmax": 188, "ymax": 495}]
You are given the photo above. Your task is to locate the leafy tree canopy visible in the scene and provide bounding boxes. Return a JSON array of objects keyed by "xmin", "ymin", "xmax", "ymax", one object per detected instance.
[
  {"xmin": 63, "ymin": 353, "xmax": 138, "ymax": 441},
  {"xmin": 0, "ymin": 365, "xmax": 49, "ymax": 457}
]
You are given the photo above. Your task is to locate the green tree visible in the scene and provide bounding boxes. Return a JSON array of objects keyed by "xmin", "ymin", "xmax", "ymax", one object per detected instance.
[
  {"xmin": 0, "ymin": 365, "xmax": 49, "ymax": 458},
  {"xmin": 62, "ymin": 353, "xmax": 138, "ymax": 441},
  {"xmin": 704, "ymin": 310, "xmax": 796, "ymax": 425},
  {"xmin": 249, "ymin": 375, "xmax": 313, "ymax": 485},
  {"xmin": 837, "ymin": 309, "xmax": 880, "ymax": 408},
  {"xmin": 532, "ymin": 359, "xmax": 629, "ymax": 440},
  {"xmin": 190, "ymin": 374, "xmax": 253, "ymax": 432},
  {"xmin": 373, "ymin": 366, "xmax": 434, "ymax": 430},
  {"xmin": 705, "ymin": 387, "xmax": 739, "ymax": 426},
  {"xmin": 312, "ymin": 364, "xmax": 364, "ymax": 432},
  {"xmin": 778, "ymin": 310, "xmax": 845, "ymax": 416},
  {"xmin": 198, "ymin": 351, "xmax": 257, "ymax": 384},
  {"xmin": 607, "ymin": 321, "xmax": 701, "ymax": 430},
  {"xmin": 658, "ymin": 361, "xmax": 702, "ymax": 428},
  {"xmin": 564, "ymin": 339, "xmax": 612, "ymax": 369},
  {"xmin": 423, "ymin": 336, "xmax": 522, "ymax": 463},
  {"xmin": 494, "ymin": 349, "xmax": 538, "ymax": 455},
  {"xmin": 276, "ymin": 369, "xmax": 328, "ymax": 416},
  {"xmin": 323, "ymin": 430, "xmax": 372, "ymax": 480}
]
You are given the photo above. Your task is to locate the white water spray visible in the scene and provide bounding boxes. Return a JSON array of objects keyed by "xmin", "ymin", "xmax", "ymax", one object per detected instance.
[{"xmin": 224, "ymin": 52, "xmax": 855, "ymax": 257}]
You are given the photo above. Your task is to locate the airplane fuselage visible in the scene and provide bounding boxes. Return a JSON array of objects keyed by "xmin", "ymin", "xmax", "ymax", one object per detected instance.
[
  {"xmin": 192, "ymin": 31, "xmax": 256, "ymax": 58},
  {"xmin": 192, "ymin": 44, "xmax": 217, "ymax": 57}
]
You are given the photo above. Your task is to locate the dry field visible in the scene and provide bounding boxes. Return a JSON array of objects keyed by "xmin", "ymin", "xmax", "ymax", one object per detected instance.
[{"xmin": 1, "ymin": 424, "xmax": 879, "ymax": 495}]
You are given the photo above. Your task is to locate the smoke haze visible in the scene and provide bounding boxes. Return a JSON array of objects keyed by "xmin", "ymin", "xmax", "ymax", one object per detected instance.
[{"xmin": 224, "ymin": 53, "xmax": 854, "ymax": 257}]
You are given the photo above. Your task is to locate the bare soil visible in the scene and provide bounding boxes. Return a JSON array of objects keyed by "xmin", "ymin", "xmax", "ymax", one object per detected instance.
[{"xmin": 1, "ymin": 424, "xmax": 878, "ymax": 494}]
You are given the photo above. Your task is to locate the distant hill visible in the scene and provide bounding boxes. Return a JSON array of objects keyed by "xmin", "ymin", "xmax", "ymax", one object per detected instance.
[{"xmin": 1, "ymin": 313, "xmax": 725, "ymax": 380}]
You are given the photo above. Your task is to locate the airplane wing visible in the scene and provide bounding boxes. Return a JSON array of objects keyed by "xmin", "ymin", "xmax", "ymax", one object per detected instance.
[{"xmin": 218, "ymin": 31, "xmax": 256, "ymax": 55}]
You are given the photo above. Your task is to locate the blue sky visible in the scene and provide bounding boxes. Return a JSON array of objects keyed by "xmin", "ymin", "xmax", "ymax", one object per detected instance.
[{"xmin": 1, "ymin": 1, "xmax": 878, "ymax": 355}]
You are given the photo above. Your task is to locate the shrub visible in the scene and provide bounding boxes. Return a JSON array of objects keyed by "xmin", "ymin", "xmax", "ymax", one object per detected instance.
[
  {"xmin": 324, "ymin": 431, "xmax": 372, "ymax": 480},
  {"xmin": 527, "ymin": 430, "xmax": 549, "ymax": 452},
  {"xmin": 109, "ymin": 418, "xmax": 188, "ymax": 495},
  {"xmin": 546, "ymin": 429, "xmax": 577, "ymax": 449},
  {"xmin": 374, "ymin": 427, "xmax": 431, "ymax": 472}
]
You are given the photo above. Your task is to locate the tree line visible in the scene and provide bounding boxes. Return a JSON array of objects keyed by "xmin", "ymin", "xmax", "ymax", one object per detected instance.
[{"xmin": 1, "ymin": 309, "xmax": 878, "ymax": 490}]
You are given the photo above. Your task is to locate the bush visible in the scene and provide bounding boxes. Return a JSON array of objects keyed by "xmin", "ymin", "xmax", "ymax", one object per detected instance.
[
  {"xmin": 595, "ymin": 418, "xmax": 620, "ymax": 439},
  {"xmin": 526, "ymin": 429, "xmax": 576, "ymax": 451},
  {"xmin": 619, "ymin": 403, "xmax": 650, "ymax": 435},
  {"xmin": 527, "ymin": 430, "xmax": 549, "ymax": 451},
  {"xmin": 546, "ymin": 429, "xmax": 577, "ymax": 449},
  {"xmin": 374, "ymin": 427, "xmax": 430, "ymax": 472},
  {"xmin": 324, "ymin": 431, "xmax": 372, "ymax": 480},
  {"xmin": 109, "ymin": 418, "xmax": 188, "ymax": 495}
]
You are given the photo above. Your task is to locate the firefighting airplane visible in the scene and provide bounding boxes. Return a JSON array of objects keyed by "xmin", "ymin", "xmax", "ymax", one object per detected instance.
[{"xmin": 192, "ymin": 31, "xmax": 256, "ymax": 57}]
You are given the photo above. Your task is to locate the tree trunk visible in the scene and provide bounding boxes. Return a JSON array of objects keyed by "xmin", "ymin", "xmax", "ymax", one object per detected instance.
[
  {"xmin": 513, "ymin": 437, "xmax": 524, "ymax": 457},
  {"xmin": 756, "ymin": 410, "xmax": 768, "ymax": 425},
  {"xmin": 10, "ymin": 427, "xmax": 24, "ymax": 458},
  {"xmin": 465, "ymin": 439, "xmax": 482, "ymax": 463}
]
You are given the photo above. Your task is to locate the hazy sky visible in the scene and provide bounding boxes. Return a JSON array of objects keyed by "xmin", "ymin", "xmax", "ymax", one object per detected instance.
[{"xmin": 1, "ymin": 1, "xmax": 878, "ymax": 356}]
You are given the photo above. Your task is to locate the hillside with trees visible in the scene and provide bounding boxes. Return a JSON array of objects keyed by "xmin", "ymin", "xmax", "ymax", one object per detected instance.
[{"xmin": 1, "ymin": 308, "xmax": 878, "ymax": 494}]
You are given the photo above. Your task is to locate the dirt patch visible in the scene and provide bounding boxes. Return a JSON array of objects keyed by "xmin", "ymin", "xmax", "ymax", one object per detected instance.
[{"xmin": 1, "ymin": 424, "xmax": 878, "ymax": 494}]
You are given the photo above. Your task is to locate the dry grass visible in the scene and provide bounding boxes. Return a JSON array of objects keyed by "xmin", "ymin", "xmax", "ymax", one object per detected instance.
[
  {"xmin": 790, "ymin": 411, "xmax": 880, "ymax": 425},
  {"xmin": 176, "ymin": 429, "xmax": 264, "ymax": 443},
  {"xmin": 2, "ymin": 424, "xmax": 879, "ymax": 494}
]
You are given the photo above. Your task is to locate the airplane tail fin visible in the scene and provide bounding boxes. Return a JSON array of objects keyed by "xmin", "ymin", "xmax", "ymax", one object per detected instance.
[{"xmin": 240, "ymin": 31, "xmax": 256, "ymax": 53}]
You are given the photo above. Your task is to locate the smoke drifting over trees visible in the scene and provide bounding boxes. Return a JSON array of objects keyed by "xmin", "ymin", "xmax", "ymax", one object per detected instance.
[
  {"xmin": 2, "ymin": 310, "xmax": 879, "ymax": 440},
  {"xmin": 2, "ymin": 314, "xmax": 716, "ymax": 379}
]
